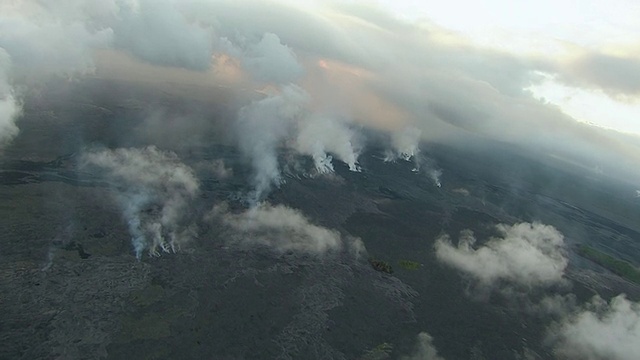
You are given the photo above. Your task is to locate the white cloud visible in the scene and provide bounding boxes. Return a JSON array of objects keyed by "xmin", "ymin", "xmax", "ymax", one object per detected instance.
[
  {"xmin": 435, "ymin": 222, "xmax": 568, "ymax": 287},
  {"xmin": 219, "ymin": 202, "xmax": 345, "ymax": 255},
  {"xmin": 551, "ymin": 294, "xmax": 640, "ymax": 360}
]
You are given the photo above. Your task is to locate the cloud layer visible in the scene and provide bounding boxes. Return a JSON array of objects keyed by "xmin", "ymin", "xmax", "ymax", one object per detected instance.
[
  {"xmin": 1, "ymin": 0, "xmax": 639, "ymax": 184},
  {"xmin": 435, "ymin": 222, "xmax": 568, "ymax": 287}
]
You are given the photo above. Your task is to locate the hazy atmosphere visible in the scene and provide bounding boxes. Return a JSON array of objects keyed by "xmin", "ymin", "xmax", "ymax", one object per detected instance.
[{"xmin": 1, "ymin": 1, "xmax": 639, "ymax": 359}]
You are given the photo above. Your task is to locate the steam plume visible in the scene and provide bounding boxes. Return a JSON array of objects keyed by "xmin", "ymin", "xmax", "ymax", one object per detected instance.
[
  {"xmin": 389, "ymin": 126, "xmax": 422, "ymax": 162},
  {"xmin": 401, "ymin": 332, "xmax": 445, "ymax": 360},
  {"xmin": 295, "ymin": 114, "xmax": 361, "ymax": 173},
  {"xmin": 82, "ymin": 146, "xmax": 199, "ymax": 259},
  {"xmin": 0, "ymin": 49, "xmax": 19, "ymax": 148},
  {"xmin": 236, "ymin": 84, "xmax": 307, "ymax": 201}
]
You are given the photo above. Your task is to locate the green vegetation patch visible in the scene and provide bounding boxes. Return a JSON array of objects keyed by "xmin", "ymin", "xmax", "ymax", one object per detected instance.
[
  {"xmin": 398, "ymin": 259, "xmax": 420, "ymax": 270},
  {"xmin": 358, "ymin": 342, "xmax": 393, "ymax": 360},
  {"xmin": 369, "ymin": 258, "xmax": 393, "ymax": 274},
  {"xmin": 577, "ymin": 245, "xmax": 640, "ymax": 285}
]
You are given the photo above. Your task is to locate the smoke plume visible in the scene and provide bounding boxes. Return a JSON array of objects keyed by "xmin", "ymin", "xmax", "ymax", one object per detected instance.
[
  {"xmin": 428, "ymin": 168, "xmax": 442, "ymax": 188},
  {"xmin": 388, "ymin": 126, "xmax": 422, "ymax": 162},
  {"xmin": 224, "ymin": 28, "xmax": 364, "ymax": 197},
  {"xmin": 400, "ymin": 332, "xmax": 445, "ymax": 360},
  {"xmin": 295, "ymin": 114, "xmax": 361, "ymax": 173},
  {"xmin": 0, "ymin": 49, "xmax": 19, "ymax": 148},
  {"xmin": 235, "ymin": 80, "xmax": 363, "ymax": 199},
  {"xmin": 82, "ymin": 146, "xmax": 199, "ymax": 259},
  {"xmin": 236, "ymin": 84, "xmax": 308, "ymax": 201}
]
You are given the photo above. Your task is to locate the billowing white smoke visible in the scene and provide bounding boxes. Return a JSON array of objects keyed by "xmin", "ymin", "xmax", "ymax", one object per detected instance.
[
  {"xmin": 0, "ymin": 49, "xmax": 19, "ymax": 148},
  {"xmin": 384, "ymin": 127, "xmax": 442, "ymax": 186},
  {"xmin": 400, "ymin": 332, "xmax": 446, "ymax": 360},
  {"xmin": 295, "ymin": 114, "xmax": 361, "ymax": 173},
  {"xmin": 429, "ymin": 168, "xmax": 442, "ymax": 188},
  {"xmin": 219, "ymin": 202, "xmax": 344, "ymax": 254},
  {"xmin": 551, "ymin": 294, "xmax": 640, "ymax": 360},
  {"xmin": 236, "ymin": 84, "xmax": 308, "ymax": 201},
  {"xmin": 388, "ymin": 126, "xmax": 422, "ymax": 162},
  {"xmin": 225, "ymin": 29, "xmax": 362, "ymax": 198},
  {"xmin": 82, "ymin": 146, "xmax": 199, "ymax": 259},
  {"xmin": 236, "ymin": 84, "xmax": 362, "ymax": 199},
  {"xmin": 435, "ymin": 222, "xmax": 568, "ymax": 287}
]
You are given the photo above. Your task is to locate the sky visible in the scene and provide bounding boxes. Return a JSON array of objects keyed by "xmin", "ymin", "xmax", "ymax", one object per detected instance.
[{"xmin": 350, "ymin": 0, "xmax": 640, "ymax": 135}]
